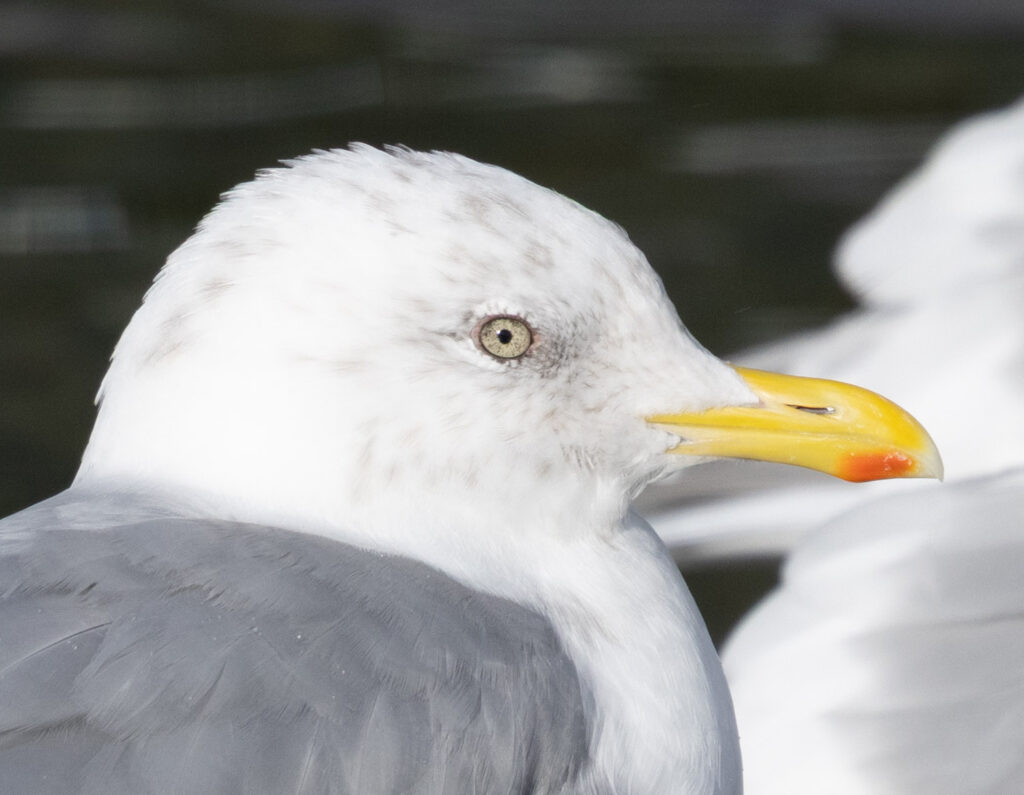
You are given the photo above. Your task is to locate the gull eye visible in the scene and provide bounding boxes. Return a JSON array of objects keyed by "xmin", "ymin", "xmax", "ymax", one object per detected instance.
[{"xmin": 476, "ymin": 315, "xmax": 533, "ymax": 360}]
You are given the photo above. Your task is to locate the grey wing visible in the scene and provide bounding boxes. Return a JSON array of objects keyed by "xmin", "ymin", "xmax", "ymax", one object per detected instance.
[
  {"xmin": 723, "ymin": 468, "xmax": 1024, "ymax": 794},
  {"xmin": 0, "ymin": 490, "xmax": 590, "ymax": 795}
]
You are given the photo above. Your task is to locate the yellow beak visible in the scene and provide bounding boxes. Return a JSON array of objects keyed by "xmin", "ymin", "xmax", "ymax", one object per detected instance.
[{"xmin": 648, "ymin": 366, "xmax": 943, "ymax": 482}]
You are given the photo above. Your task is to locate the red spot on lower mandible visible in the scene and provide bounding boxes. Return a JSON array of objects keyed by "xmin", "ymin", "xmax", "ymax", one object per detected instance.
[{"xmin": 839, "ymin": 452, "xmax": 914, "ymax": 482}]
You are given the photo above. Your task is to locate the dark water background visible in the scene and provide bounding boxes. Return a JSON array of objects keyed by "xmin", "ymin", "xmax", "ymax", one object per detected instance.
[{"xmin": 2, "ymin": 0, "xmax": 1024, "ymax": 642}]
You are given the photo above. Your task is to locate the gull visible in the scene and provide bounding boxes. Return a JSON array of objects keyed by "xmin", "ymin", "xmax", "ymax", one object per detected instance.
[{"xmin": 0, "ymin": 146, "xmax": 939, "ymax": 794}]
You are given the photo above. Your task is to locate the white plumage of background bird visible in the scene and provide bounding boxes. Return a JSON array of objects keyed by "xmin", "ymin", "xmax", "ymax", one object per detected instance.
[{"xmin": 653, "ymin": 98, "xmax": 1024, "ymax": 794}]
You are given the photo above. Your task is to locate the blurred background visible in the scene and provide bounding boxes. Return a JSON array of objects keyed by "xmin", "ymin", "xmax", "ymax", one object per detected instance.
[{"xmin": 2, "ymin": 0, "xmax": 1023, "ymax": 641}]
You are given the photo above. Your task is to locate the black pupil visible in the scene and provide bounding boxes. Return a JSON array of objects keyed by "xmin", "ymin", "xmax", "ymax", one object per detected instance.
[{"xmin": 497, "ymin": 328, "xmax": 513, "ymax": 344}]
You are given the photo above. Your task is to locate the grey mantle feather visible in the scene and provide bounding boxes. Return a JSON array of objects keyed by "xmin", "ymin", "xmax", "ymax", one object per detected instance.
[{"xmin": 0, "ymin": 489, "xmax": 591, "ymax": 795}]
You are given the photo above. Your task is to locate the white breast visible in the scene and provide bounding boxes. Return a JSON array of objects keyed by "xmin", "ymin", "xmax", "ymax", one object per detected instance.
[{"xmin": 528, "ymin": 513, "xmax": 742, "ymax": 795}]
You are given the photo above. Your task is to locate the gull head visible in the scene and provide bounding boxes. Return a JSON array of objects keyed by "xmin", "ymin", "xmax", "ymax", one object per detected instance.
[{"xmin": 76, "ymin": 146, "xmax": 940, "ymax": 541}]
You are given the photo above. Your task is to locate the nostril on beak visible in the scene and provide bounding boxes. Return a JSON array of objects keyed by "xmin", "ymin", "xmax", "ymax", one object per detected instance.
[{"xmin": 787, "ymin": 405, "xmax": 836, "ymax": 415}]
